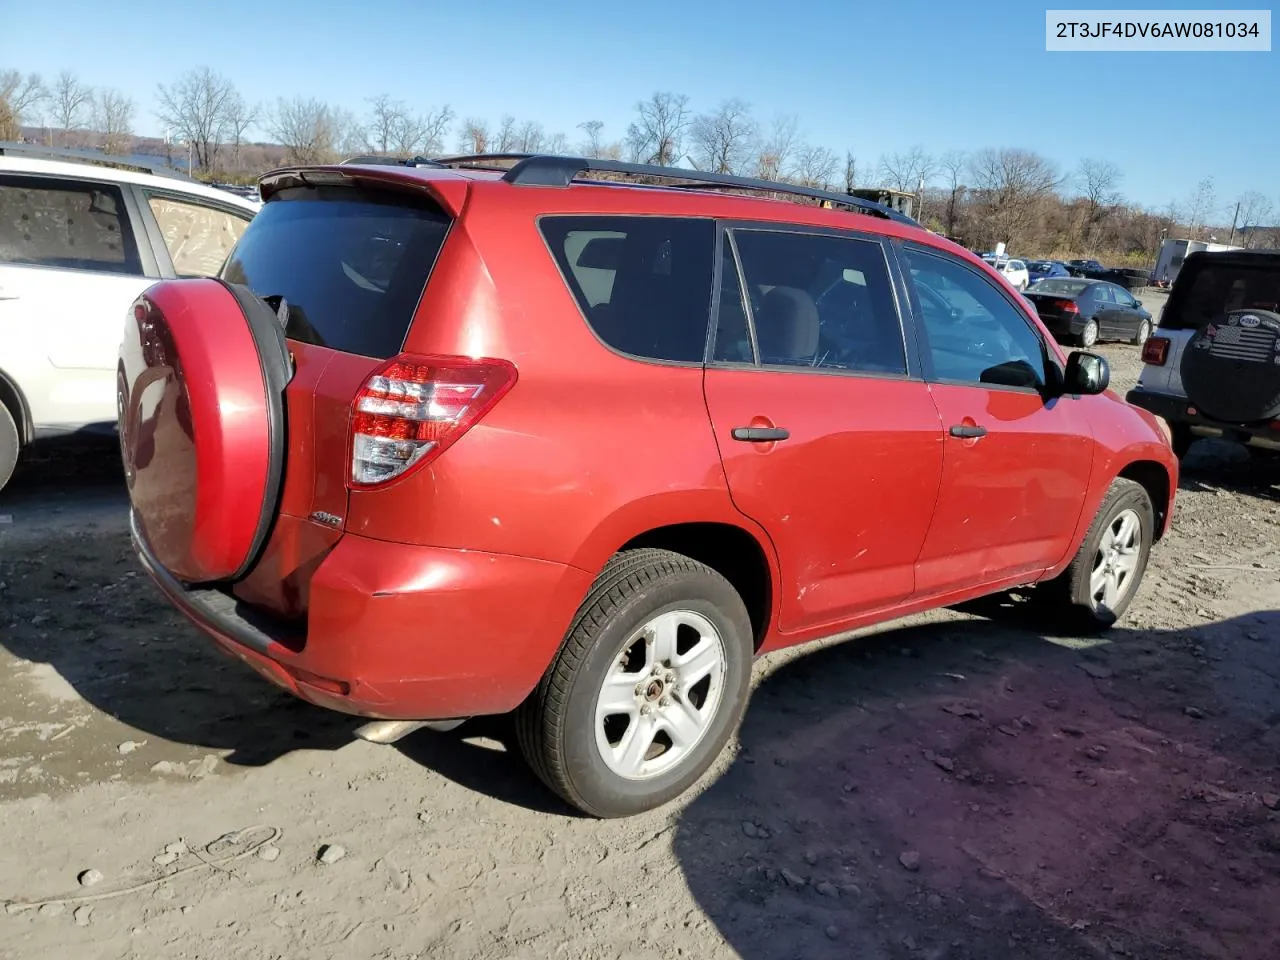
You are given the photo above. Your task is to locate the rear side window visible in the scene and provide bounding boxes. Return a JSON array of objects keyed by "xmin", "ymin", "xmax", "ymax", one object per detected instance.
[
  {"xmin": 1161, "ymin": 257, "xmax": 1280, "ymax": 330},
  {"xmin": 221, "ymin": 186, "xmax": 450, "ymax": 359},
  {"xmin": 147, "ymin": 193, "xmax": 252, "ymax": 278},
  {"xmin": 539, "ymin": 216, "xmax": 715, "ymax": 363},
  {"xmin": 0, "ymin": 176, "xmax": 141, "ymax": 274}
]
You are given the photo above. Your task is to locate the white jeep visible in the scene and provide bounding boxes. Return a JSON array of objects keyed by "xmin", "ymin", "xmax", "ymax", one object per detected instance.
[
  {"xmin": 1126, "ymin": 249, "xmax": 1280, "ymax": 460},
  {"xmin": 0, "ymin": 143, "xmax": 259, "ymax": 493}
]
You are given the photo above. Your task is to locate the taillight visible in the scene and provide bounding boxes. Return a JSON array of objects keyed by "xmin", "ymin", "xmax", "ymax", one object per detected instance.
[
  {"xmin": 1057, "ymin": 299, "xmax": 1079, "ymax": 315},
  {"xmin": 1142, "ymin": 336, "xmax": 1170, "ymax": 365},
  {"xmin": 349, "ymin": 355, "xmax": 517, "ymax": 488}
]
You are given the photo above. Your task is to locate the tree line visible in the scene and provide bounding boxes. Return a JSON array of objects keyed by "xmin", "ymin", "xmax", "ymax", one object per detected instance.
[{"xmin": 3, "ymin": 66, "xmax": 1277, "ymax": 265}]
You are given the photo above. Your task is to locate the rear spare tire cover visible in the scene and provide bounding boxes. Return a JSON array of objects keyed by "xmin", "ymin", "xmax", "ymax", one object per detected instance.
[
  {"xmin": 1180, "ymin": 309, "xmax": 1280, "ymax": 423},
  {"xmin": 118, "ymin": 278, "xmax": 291, "ymax": 584}
]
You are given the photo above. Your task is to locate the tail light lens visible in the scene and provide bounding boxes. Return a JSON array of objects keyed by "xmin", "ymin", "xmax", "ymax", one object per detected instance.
[
  {"xmin": 1057, "ymin": 299, "xmax": 1079, "ymax": 314},
  {"xmin": 1142, "ymin": 336, "xmax": 1170, "ymax": 366},
  {"xmin": 349, "ymin": 355, "xmax": 517, "ymax": 488}
]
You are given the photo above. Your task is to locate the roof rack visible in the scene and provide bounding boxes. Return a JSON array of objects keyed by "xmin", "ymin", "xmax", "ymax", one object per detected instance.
[
  {"xmin": 431, "ymin": 152, "xmax": 921, "ymax": 226},
  {"xmin": 339, "ymin": 154, "xmax": 447, "ymax": 168},
  {"xmin": 0, "ymin": 141, "xmax": 195, "ymax": 181}
]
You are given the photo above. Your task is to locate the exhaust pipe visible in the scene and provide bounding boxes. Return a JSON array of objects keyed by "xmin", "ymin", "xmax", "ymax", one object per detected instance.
[{"xmin": 354, "ymin": 718, "xmax": 469, "ymax": 744}]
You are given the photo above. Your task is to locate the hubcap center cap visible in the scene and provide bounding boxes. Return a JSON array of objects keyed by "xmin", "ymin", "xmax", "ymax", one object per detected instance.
[{"xmin": 644, "ymin": 680, "xmax": 664, "ymax": 702}]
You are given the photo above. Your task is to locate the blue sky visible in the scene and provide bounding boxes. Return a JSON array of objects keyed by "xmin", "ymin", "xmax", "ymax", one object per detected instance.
[{"xmin": 3, "ymin": 0, "xmax": 1275, "ymax": 214}]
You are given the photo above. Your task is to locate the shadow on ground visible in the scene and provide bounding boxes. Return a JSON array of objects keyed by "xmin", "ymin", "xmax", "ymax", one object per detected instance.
[{"xmin": 672, "ymin": 609, "xmax": 1280, "ymax": 960}]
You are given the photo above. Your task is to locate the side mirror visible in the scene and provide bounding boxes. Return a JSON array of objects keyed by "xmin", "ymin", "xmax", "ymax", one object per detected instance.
[
  {"xmin": 1134, "ymin": 299, "xmax": 1143, "ymax": 307},
  {"xmin": 1063, "ymin": 351, "xmax": 1110, "ymax": 395}
]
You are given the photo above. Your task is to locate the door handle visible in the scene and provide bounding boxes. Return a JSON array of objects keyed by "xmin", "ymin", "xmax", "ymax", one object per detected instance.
[
  {"xmin": 948, "ymin": 424, "xmax": 988, "ymax": 439},
  {"xmin": 732, "ymin": 426, "xmax": 790, "ymax": 443}
]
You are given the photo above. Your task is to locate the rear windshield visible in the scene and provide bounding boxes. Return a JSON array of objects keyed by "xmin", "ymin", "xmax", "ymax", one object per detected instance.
[
  {"xmin": 1162, "ymin": 257, "xmax": 1280, "ymax": 330},
  {"xmin": 1029, "ymin": 279, "xmax": 1087, "ymax": 296},
  {"xmin": 221, "ymin": 185, "xmax": 450, "ymax": 359}
]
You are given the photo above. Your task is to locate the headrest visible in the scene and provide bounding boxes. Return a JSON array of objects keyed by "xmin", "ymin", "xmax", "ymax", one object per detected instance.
[{"xmin": 755, "ymin": 285, "xmax": 819, "ymax": 362}]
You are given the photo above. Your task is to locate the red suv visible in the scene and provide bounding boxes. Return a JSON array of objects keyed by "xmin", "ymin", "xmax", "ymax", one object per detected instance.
[{"xmin": 117, "ymin": 154, "xmax": 1178, "ymax": 818}]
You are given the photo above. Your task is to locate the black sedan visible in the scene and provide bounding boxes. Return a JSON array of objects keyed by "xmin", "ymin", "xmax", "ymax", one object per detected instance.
[{"xmin": 1024, "ymin": 278, "xmax": 1154, "ymax": 347}]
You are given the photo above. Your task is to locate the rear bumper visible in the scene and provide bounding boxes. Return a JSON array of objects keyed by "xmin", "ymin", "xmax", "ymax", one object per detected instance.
[
  {"xmin": 1037, "ymin": 315, "xmax": 1087, "ymax": 340},
  {"xmin": 1126, "ymin": 388, "xmax": 1280, "ymax": 451},
  {"xmin": 131, "ymin": 510, "xmax": 594, "ymax": 720}
]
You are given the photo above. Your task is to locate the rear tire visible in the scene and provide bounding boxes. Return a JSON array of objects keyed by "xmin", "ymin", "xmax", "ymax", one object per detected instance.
[
  {"xmin": 1033, "ymin": 478, "xmax": 1155, "ymax": 633},
  {"xmin": 515, "ymin": 548, "xmax": 754, "ymax": 818},
  {"xmin": 0, "ymin": 403, "xmax": 19, "ymax": 496},
  {"xmin": 1079, "ymin": 319, "xmax": 1099, "ymax": 348}
]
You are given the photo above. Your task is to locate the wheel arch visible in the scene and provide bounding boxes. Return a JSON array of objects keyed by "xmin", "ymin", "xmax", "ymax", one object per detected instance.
[
  {"xmin": 620, "ymin": 522, "xmax": 775, "ymax": 651},
  {"xmin": 1116, "ymin": 458, "xmax": 1174, "ymax": 541},
  {"xmin": 0, "ymin": 367, "xmax": 33, "ymax": 445},
  {"xmin": 567, "ymin": 492, "xmax": 781, "ymax": 653}
]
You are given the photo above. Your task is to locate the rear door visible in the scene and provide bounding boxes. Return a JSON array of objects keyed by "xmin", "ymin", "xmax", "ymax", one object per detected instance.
[
  {"xmin": 900, "ymin": 243, "xmax": 1094, "ymax": 596},
  {"xmin": 1089, "ymin": 283, "xmax": 1119, "ymax": 336},
  {"xmin": 702, "ymin": 224, "xmax": 944, "ymax": 634},
  {"xmin": 0, "ymin": 173, "xmax": 159, "ymax": 428}
]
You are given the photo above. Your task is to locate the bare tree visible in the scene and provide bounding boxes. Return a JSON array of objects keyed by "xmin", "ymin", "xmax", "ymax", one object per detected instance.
[
  {"xmin": 417, "ymin": 106, "xmax": 454, "ymax": 156},
  {"xmin": 791, "ymin": 144, "xmax": 838, "ymax": 189},
  {"xmin": 938, "ymin": 150, "xmax": 967, "ymax": 236},
  {"xmin": 224, "ymin": 92, "xmax": 257, "ymax": 170},
  {"xmin": 754, "ymin": 113, "xmax": 799, "ymax": 181},
  {"xmin": 270, "ymin": 96, "xmax": 342, "ymax": 165},
  {"xmin": 51, "ymin": 71, "xmax": 92, "ymax": 144},
  {"xmin": 1235, "ymin": 190, "xmax": 1274, "ymax": 248},
  {"xmin": 844, "ymin": 151, "xmax": 858, "ymax": 193},
  {"xmin": 545, "ymin": 131, "xmax": 570, "ymax": 154},
  {"xmin": 366, "ymin": 94, "xmax": 408, "ymax": 154},
  {"xmin": 494, "ymin": 115, "xmax": 518, "ymax": 152},
  {"xmin": 154, "ymin": 67, "xmax": 247, "ymax": 171},
  {"xmin": 968, "ymin": 148, "xmax": 1061, "ymax": 247},
  {"xmin": 95, "ymin": 88, "xmax": 134, "ymax": 155},
  {"xmin": 625, "ymin": 92, "xmax": 690, "ymax": 166},
  {"xmin": 878, "ymin": 146, "xmax": 937, "ymax": 193},
  {"xmin": 515, "ymin": 119, "xmax": 545, "ymax": 152},
  {"xmin": 1079, "ymin": 158, "xmax": 1122, "ymax": 212},
  {"xmin": 0, "ymin": 69, "xmax": 47, "ymax": 139},
  {"xmin": 1184, "ymin": 176, "xmax": 1217, "ymax": 239},
  {"xmin": 458, "ymin": 117, "xmax": 490, "ymax": 153},
  {"xmin": 578, "ymin": 120, "xmax": 605, "ymax": 158},
  {"xmin": 690, "ymin": 98, "xmax": 756, "ymax": 174}
]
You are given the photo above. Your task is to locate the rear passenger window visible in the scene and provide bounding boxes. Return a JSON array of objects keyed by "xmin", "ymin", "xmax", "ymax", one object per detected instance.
[
  {"xmin": 726, "ymin": 229, "xmax": 906, "ymax": 375},
  {"xmin": 221, "ymin": 186, "xmax": 450, "ymax": 360},
  {"xmin": 539, "ymin": 216, "xmax": 715, "ymax": 363},
  {"xmin": 0, "ymin": 176, "xmax": 141, "ymax": 274}
]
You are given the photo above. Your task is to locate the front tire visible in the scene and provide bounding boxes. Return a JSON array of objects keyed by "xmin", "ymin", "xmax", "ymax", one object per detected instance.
[
  {"xmin": 1034, "ymin": 478, "xmax": 1155, "ymax": 632},
  {"xmin": 0, "ymin": 403, "xmax": 19, "ymax": 496},
  {"xmin": 1132, "ymin": 319, "xmax": 1152, "ymax": 345},
  {"xmin": 516, "ymin": 548, "xmax": 754, "ymax": 818}
]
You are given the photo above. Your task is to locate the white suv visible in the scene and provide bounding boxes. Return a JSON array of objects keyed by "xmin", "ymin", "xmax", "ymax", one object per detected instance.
[{"xmin": 0, "ymin": 144, "xmax": 260, "ymax": 493}]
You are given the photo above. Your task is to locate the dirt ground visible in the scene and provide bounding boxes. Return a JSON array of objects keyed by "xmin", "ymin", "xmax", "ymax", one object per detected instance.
[{"xmin": 2, "ymin": 317, "xmax": 1279, "ymax": 960}]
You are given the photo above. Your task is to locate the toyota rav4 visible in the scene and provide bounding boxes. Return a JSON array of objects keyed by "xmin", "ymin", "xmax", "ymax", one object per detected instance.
[{"xmin": 117, "ymin": 153, "xmax": 1179, "ymax": 818}]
